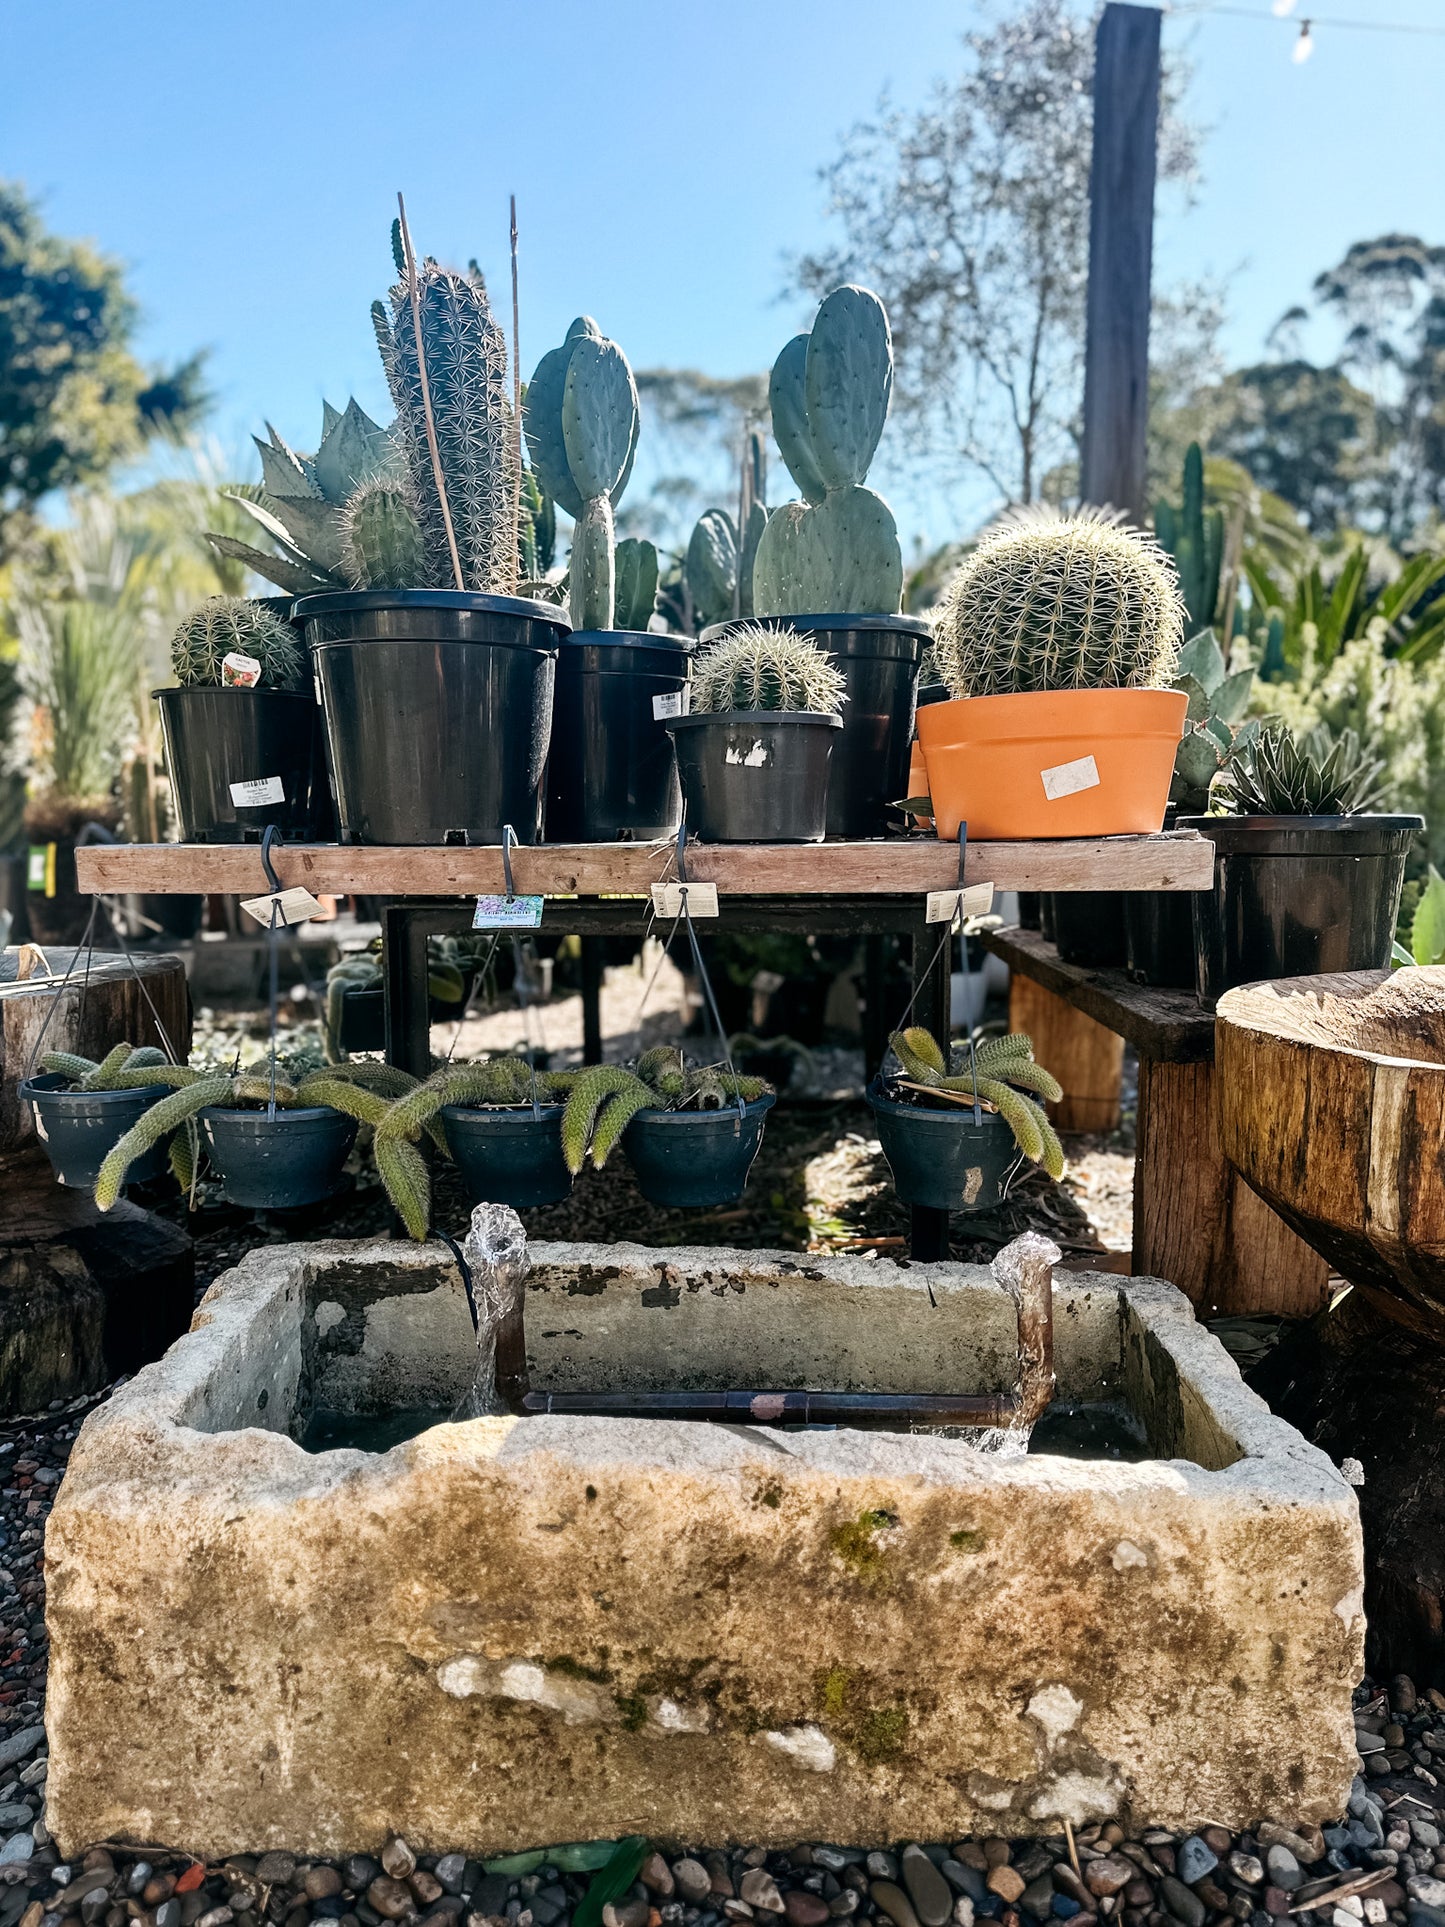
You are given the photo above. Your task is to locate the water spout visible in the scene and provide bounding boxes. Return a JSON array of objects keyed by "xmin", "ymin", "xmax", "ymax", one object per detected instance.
[{"xmin": 451, "ymin": 1202, "xmax": 530, "ymax": 1421}]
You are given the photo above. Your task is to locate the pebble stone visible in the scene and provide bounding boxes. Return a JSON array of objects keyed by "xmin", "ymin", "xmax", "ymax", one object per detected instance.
[
  {"xmin": 870, "ymin": 1881, "xmax": 923, "ymax": 1927},
  {"xmin": 674, "ymin": 1863, "xmax": 713, "ymax": 1908},
  {"xmin": 900, "ymin": 1849, "xmax": 952, "ymax": 1927}
]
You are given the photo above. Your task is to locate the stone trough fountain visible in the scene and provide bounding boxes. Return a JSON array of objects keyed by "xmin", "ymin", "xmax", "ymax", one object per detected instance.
[{"xmin": 44, "ymin": 1225, "xmax": 1363, "ymax": 1857}]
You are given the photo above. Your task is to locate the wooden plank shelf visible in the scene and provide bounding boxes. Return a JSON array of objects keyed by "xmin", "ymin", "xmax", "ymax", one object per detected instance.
[
  {"xmin": 76, "ymin": 832, "xmax": 1213, "ymax": 900},
  {"xmin": 981, "ymin": 923, "xmax": 1214, "ymax": 1063}
]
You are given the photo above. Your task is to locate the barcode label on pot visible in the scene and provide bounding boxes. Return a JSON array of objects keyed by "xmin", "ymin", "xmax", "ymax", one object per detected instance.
[
  {"xmin": 926, "ymin": 883, "xmax": 995, "ymax": 925},
  {"xmin": 1040, "ymin": 754, "xmax": 1100, "ymax": 801},
  {"xmin": 653, "ymin": 689, "xmax": 690, "ymax": 720},
  {"xmin": 230, "ymin": 775, "xmax": 286, "ymax": 807},
  {"xmin": 652, "ymin": 881, "xmax": 718, "ymax": 919}
]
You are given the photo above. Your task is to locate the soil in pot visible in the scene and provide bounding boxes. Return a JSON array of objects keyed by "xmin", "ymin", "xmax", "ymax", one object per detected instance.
[
  {"xmin": 665, "ymin": 711, "xmax": 841, "ymax": 843},
  {"xmin": 1050, "ymin": 891, "xmax": 1127, "ymax": 969},
  {"xmin": 621, "ymin": 1094, "xmax": 776, "ymax": 1207},
  {"xmin": 545, "ymin": 631, "xmax": 691, "ymax": 842},
  {"xmin": 867, "ymin": 1081, "xmax": 1017, "ymax": 1213},
  {"xmin": 156, "ymin": 687, "xmax": 332, "ymax": 843},
  {"xmin": 299, "ymin": 591, "xmax": 568, "ymax": 846},
  {"xmin": 199, "ymin": 1106, "xmax": 358, "ymax": 1211},
  {"xmin": 21, "ymin": 1074, "xmax": 171, "ymax": 1190},
  {"xmin": 440, "ymin": 1104, "xmax": 573, "ymax": 1209}
]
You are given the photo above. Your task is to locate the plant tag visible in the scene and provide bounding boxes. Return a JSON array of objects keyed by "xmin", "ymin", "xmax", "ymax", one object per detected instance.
[
  {"xmin": 652, "ymin": 688, "xmax": 690, "ymax": 720},
  {"xmin": 229, "ymin": 775, "xmax": 286, "ymax": 807},
  {"xmin": 652, "ymin": 881, "xmax": 719, "ymax": 919},
  {"xmin": 926, "ymin": 882, "xmax": 995, "ymax": 925},
  {"xmin": 1040, "ymin": 753, "xmax": 1100, "ymax": 801},
  {"xmin": 240, "ymin": 886, "xmax": 323, "ymax": 927},
  {"xmin": 725, "ymin": 739, "xmax": 771, "ymax": 768},
  {"xmin": 472, "ymin": 894, "xmax": 544, "ymax": 930},
  {"xmin": 221, "ymin": 652, "xmax": 262, "ymax": 688}
]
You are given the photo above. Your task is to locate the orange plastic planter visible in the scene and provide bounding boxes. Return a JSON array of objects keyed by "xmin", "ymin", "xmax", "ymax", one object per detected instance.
[{"xmin": 915, "ymin": 688, "xmax": 1188, "ymax": 840}]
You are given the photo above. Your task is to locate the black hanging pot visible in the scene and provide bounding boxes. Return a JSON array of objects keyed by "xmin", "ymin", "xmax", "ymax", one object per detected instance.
[
  {"xmin": 665, "ymin": 711, "xmax": 841, "ymax": 843},
  {"xmin": 546, "ymin": 631, "xmax": 692, "ymax": 842},
  {"xmin": 199, "ymin": 1106, "xmax": 358, "ymax": 1210},
  {"xmin": 1180, "ymin": 812, "xmax": 1424, "ymax": 1007},
  {"xmin": 20, "ymin": 1073, "xmax": 171, "ymax": 1189},
  {"xmin": 622, "ymin": 1094, "xmax": 776, "ymax": 1207},
  {"xmin": 702, "ymin": 616, "xmax": 929, "ymax": 838},
  {"xmin": 867, "ymin": 1081, "xmax": 1017, "ymax": 1213},
  {"xmin": 298, "ymin": 590, "xmax": 569, "ymax": 846},
  {"xmin": 441, "ymin": 1103, "xmax": 573, "ymax": 1209},
  {"xmin": 155, "ymin": 687, "xmax": 332, "ymax": 843},
  {"xmin": 1049, "ymin": 891, "xmax": 1127, "ymax": 969}
]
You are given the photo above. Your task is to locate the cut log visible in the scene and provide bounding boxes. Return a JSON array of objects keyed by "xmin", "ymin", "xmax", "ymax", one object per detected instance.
[
  {"xmin": 1009, "ymin": 973, "xmax": 1123, "ymax": 1133},
  {"xmin": 1216, "ymin": 967, "xmax": 1445, "ymax": 1336}
]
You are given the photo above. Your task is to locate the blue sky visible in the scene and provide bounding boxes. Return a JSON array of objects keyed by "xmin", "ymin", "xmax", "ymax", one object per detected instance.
[{"xmin": 6, "ymin": 0, "xmax": 1445, "ymax": 546}]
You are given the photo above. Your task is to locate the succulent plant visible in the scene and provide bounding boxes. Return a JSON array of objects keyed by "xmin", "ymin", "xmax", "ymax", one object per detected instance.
[
  {"xmin": 373, "ymin": 224, "xmax": 518, "ymax": 596},
  {"xmin": 690, "ymin": 622, "xmax": 847, "ymax": 716},
  {"xmin": 1216, "ymin": 721, "xmax": 1388, "ymax": 818},
  {"xmin": 933, "ymin": 509, "xmax": 1187, "ymax": 699},
  {"xmin": 752, "ymin": 286, "xmax": 903, "ymax": 619},
  {"xmin": 525, "ymin": 318, "xmax": 640, "ymax": 631},
  {"xmin": 518, "ymin": 464, "xmax": 556, "ymax": 582},
  {"xmin": 686, "ymin": 509, "xmax": 739, "ymax": 630},
  {"xmin": 40, "ymin": 1044, "xmax": 169, "ymax": 1090},
  {"xmin": 339, "ymin": 476, "xmax": 428, "ymax": 591},
  {"xmin": 560, "ymin": 1046, "xmax": 770, "ymax": 1175},
  {"xmin": 169, "ymin": 597, "xmax": 306, "ymax": 692},
  {"xmin": 1169, "ymin": 629, "xmax": 1259, "ymax": 814},
  {"xmin": 614, "ymin": 538, "xmax": 659, "ymax": 632},
  {"xmin": 888, "ymin": 1028, "xmax": 1065, "ymax": 1180},
  {"xmin": 1155, "ymin": 443, "xmax": 1224, "ymax": 640}
]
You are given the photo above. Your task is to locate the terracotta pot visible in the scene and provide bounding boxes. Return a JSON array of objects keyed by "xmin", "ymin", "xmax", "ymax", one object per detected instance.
[{"xmin": 915, "ymin": 688, "xmax": 1188, "ymax": 840}]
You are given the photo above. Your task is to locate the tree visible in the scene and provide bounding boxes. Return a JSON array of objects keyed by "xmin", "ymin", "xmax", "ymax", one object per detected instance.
[
  {"xmin": 1204, "ymin": 361, "xmax": 1377, "ymax": 537},
  {"xmin": 0, "ymin": 181, "xmax": 207, "ymax": 559},
  {"xmin": 792, "ymin": 0, "xmax": 1197, "ymax": 507},
  {"xmin": 626, "ymin": 368, "xmax": 768, "ymax": 556}
]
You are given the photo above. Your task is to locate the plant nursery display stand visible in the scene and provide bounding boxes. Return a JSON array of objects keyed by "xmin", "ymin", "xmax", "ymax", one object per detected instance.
[
  {"xmin": 75, "ymin": 833, "xmax": 1215, "ymax": 1262},
  {"xmin": 981, "ymin": 923, "xmax": 1332, "ymax": 1317}
]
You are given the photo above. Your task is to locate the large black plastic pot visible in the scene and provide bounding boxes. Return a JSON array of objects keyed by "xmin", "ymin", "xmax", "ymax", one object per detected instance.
[
  {"xmin": 21, "ymin": 1073, "xmax": 170, "ymax": 1189},
  {"xmin": 867, "ymin": 1082, "xmax": 1017, "ymax": 1213},
  {"xmin": 1179, "ymin": 813, "xmax": 1424, "ymax": 1007},
  {"xmin": 1121, "ymin": 803, "xmax": 1194, "ymax": 987},
  {"xmin": 155, "ymin": 687, "xmax": 332, "ymax": 843},
  {"xmin": 666, "ymin": 711, "xmax": 841, "ymax": 842},
  {"xmin": 703, "ymin": 616, "xmax": 928, "ymax": 838},
  {"xmin": 199, "ymin": 1106, "xmax": 358, "ymax": 1210},
  {"xmin": 1049, "ymin": 891, "xmax": 1127, "ymax": 968},
  {"xmin": 441, "ymin": 1103, "xmax": 573, "ymax": 1209},
  {"xmin": 622, "ymin": 1095, "xmax": 776, "ymax": 1207},
  {"xmin": 546, "ymin": 630, "xmax": 691, "ymax": 842},
  {"xmin": 298, "ymin": 591, "xmax": 569, "ymax": 846}
]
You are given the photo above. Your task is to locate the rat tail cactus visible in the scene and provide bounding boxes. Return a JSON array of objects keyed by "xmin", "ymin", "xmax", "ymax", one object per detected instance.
[
  {"xmin": 340, "ymin": 476, "xmax": 428, "ymax": 590},
  {"xmin": 170, "ymin": 598, "xmax": 306, "ymax": 691},
  {"xmin": 889, "ymin": 1027, "xmax": 1065, "ymax": 1180},
  {"xmin": 690, "ymin": 622, "xmax": 847, "ymax": 715},
  {"xmin": 752, "ymin": 286, "xmax": 903, "ymax": 619},
  {"xmin": 933, "ymin": 511, "xmax": 1187, "ymax": 698}
]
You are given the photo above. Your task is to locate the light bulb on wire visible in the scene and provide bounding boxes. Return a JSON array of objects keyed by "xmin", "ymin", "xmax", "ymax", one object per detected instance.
[
  {"xmin": 1271, "ymin": 0, "xmax": 1297, "ymax": 14},
  {"xmin": 1292, "ymin": 18, "xmax": 1315, "ymax": 61}
]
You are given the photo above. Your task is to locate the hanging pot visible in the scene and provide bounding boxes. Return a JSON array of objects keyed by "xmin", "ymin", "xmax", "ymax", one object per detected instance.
[
  {"xmin": 1049, "ymin": 891, "xmax": 1128, "ymax": 969},
  {"xmin": 299, "ymin": 590, "xmax": 568, "ymax": 846},
  {"xmin": 916, "ymin": 688, "xmax": 1188, "ymax": 840},
  {"xmin": 622, "ymin": 1095, "xmax": 776, "ymax": 1207},
  {"xmin": 665, "ymin": 711, "xmax": 841, "ymax": 843},
  {"xmin": 155, "ymin": 687, "xmax": 332, "ymax": 843},
  {"xmin": 545, "ymin": 631, "xmax": 691, "ymax": 842},
  {"xmin": 867, "ymin": 1082, "xmax": 1017, "ymax": 1213},
  {"xmin": 441, "ymin": 1103, "xmax": 573, "ymax": 1209},
  {"xmin": 20, "ymin": 1073, "xmax": 171, "ymax": 1190},
  {"xmin": 199, "ymin": 1106, "xmax": 357, "ymax": 1210}
]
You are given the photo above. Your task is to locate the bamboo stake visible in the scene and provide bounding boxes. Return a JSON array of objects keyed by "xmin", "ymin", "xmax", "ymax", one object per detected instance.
[
  {"xmin": 510, "ymin": 195, "xmax": 523, "ymax": 552},
  {"xmin": 397, "ymin": 192, "xmax": 464, "ymax": 593}
]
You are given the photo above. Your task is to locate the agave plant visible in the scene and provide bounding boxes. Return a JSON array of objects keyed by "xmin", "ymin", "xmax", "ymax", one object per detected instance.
[
  {"xmin": 1216, "ymin": 722, "xmax": 1388, "ymax": 818},
  {"xmin": 559, "ymin": 1046, "xmax": 771, "ymax": 1175},
  {"xmin": 885, "ymin": 1028, "xmax": 1065, "ymax": 1179}
]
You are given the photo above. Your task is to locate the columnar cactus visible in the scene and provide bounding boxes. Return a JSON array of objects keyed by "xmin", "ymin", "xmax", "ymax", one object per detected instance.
[
  {"xmin": 690, "ymin": 622, "xmax": 847, "ymax": 716},
  {"xmin": 1155, "ymin": 443, "xmax": 1223, "ymax": 639},
  {"xmin": 169, "ymin": 598, "xmax": 306, "ymax": 691},
  {"xmin": 340, "ymin": 476, "xmax": 428, "ymax": 590},
  {"xmin": 751, "ymin": 286, "xmax": 903, "ymax": 619},
  {"xmin": 525, "ymin": 318, "xmax": 640, "ymax": 631}
]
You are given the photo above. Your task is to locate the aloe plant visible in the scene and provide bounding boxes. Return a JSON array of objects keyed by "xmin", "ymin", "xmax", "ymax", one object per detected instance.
[{"xmin": 887, "ymin": 1028, "xmax": 1065, "ymax": 1180}]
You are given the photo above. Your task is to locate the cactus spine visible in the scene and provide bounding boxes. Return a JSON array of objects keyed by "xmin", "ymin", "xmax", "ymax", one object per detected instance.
[
  {"xmin": 340, "ymin": 476, "xmax": 428, "ymax": 590},
  {"xmin": 690, "ymin": 622, "xmax": 847, "ymax": 716},
  {"xmin": 1155, "ymin": 443, "xmax": 1223, "ymax": 638},
  {"xmin": 169, "ymin": 598, "xmax": 305, "ymax": 692}
]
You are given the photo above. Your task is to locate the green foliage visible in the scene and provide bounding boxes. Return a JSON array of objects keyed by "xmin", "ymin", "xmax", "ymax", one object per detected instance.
[
  {"xmin": 1406, "ymin": 867, "xmax": 1445, "ymax": 966},
  {"xmin": 888, "ymin": 1026, "xmax": 1065, "ymax": 1180},
  {"xmin": 560, "ymin": 1050, "xmax": 771, "ymax": 1175},
  {"xmin": 1217, "ymin": 722, "xmax": 1387, "ymax": 818},
  {"xmin": 169, "ymin": 596, "xmax": 305, "ymax": 691},
  {"xmin": 0, "ymin": 657, "xmax": 25, "ymax": 852},
  {"xmin": 1244, "ymin": 545, "xmax": 1445, "ymax": 677},
  {"xmin": 1155, "ymin": 443, "xmax": 1223, "ymax": 638},
  {"xmin": 1169, "ymin": 629, "xmax": 1258, "ymax": 814},
  {"xmin": 933, "ymin": 509, "xmax": 1186, "ymax": 698},
  {"xmin": 690, "ymin": 621, "xmax": 847, "ymax": 716},
  {"xmin": 574, "ymin": 1839, "xmax": 651, "ymax": 1927},
  {"xmin": 340, "ymin": 476, "xmax": 427, "ymax": 591}
]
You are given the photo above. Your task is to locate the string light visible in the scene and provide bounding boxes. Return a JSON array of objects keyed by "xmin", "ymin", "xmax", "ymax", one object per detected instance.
[
  {"xmin": 1166, "ymin": 3, "xmax": 1445, "ymax": 41},
  {"xmin": 1292, "ymin": 17, "xmax": 1315, "ymax": 60},
  {"xmin": 1271, "ymin": 0, "xmax": 1297, "ymax": 14}
]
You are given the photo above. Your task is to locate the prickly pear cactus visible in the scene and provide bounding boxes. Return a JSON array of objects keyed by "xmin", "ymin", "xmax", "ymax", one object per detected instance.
[
  {"xmin": 340, "ymin": 477, "xmax": 428, "ymax": 590},
  {"xmin": 685, "ymin": 509, "xmax": 739, "ymax": 630},
  {"xmin": 169, "ymin": 598, "xmax": 305, "ymax": 691},
  {"xmin": 614, "ymin": 538, "xmax": 659, "ymax": 632}
]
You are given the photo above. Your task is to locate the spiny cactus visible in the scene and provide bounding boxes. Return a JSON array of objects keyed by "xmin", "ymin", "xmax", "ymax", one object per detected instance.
[
  {"xmin": 169, "ymin": 598, "xmax": 306, "ymax": 693},
  {"xmin": 519, "ymin": 464, "xmax": 557, "ymax": 582},
  {"xmin": 40, "ymin": 1044, "xmax": 169, "ymax": 1090},
  {"xmin": 889, "ymin": 1027, "xmax": 1065, "ymax": 1181},
  {"xmin": 933, "ymin": 510, "xmax": 1187, "ymax": 699},
  {"xmin": 615, "ymin": 537, "xmax": 659, "ymax": 633},
  {"xmin": 1169, "ymin": 629, "xmax": 1259, "ymax": 814},
  {"xmin": 374, "ymin": 232, "xmax": 517, "ymax": 596},
  {"xmin": 560, "ymin": 1049, "xmax": 771, "ymax": 1174},
  {"xmin": 690, "ymin": 622, "xmax": 847, "ymax": 716},
  {"xmin": 752, "ymin": 286, "xmax": 903, "ymax": 619},
  {"xmin": 526, "ymin": 318, "xmax": 640, "ymax": 630},
  {"xmin": 340, "ymin": 475, "xmax": 428, "ymax": 590},
  {"xmin": 1155, "ymin": 443, "xmax": 1223, "ymax": 639},
  {"xmin": 1216, "ymin": 721, "xmax": 1387, "ymax": 817}
]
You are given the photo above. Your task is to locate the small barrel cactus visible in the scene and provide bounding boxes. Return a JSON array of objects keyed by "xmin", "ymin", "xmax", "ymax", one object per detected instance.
[
  {"xmin": 170, "ymin": 598, "xmax": 306, "ymax": 691},
  {"xmin": 932, "ymin": 509, "xmax": 1186, "ymax": 699},
  {"xmin": 341, "ymin": 476, "xmax": 428, "ymax": 590},
  {"xmin": 690, "ymin": 622, "xmax": 847, "ymax": 716}
]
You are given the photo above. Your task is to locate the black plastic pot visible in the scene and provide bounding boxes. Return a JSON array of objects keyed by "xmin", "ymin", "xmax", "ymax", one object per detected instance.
[
  {"xmin": 337, "ymin": 974, "xmax": 473, "ymax": 1053},
  {"xmin": 1121, "ymin": 804, "xmax": 1194, "ymax": 987},
  {"xmin": 703, "ymin": 616, "xmax": 928, "ymax": 838},
  {"xmin": 0, "ymin": 854, "xmax": 28, "ymax": 945},
  {"xmin": 622, "ymin": 1095, "xmax": 776, "ymax": 1207},
  {"xmin": 1179, "ymin": 812, "xmax": 1424, "ymax": 1006},
  {"xmin": 666, "ymin": 711, "xmax": 841, "ymax": 843},
  {"xmin": 867, "ymin": 1082, "xmax": 1017, "ymax": 1213},
  {"xmin": 299, "ymin": 591, "xmax": 569, "ymax": 846},
  {"xmin": 155, "ymin": 687, "xmax": 332, "ymax": 843},
  {"xmin": 199, "ymin": 1106, "xmax": 358, "ymax": 1210},
  {"xmin": 1049, "ymin": 891, "xmax": 1127, "ymax": 969},
  {"xmin": 441, "ymin": 1104, "xmax": 573, "ymax": 1208},
  {"xmin": 20, "ymin": 1073, "xmax": 170, "ymax": 1189},
  {"xmin": 546, "ymin": 630, "xmax": 691, "ymax": 842},
  {"xmin": 1017, "ymin": 893, "xmax": 1041, "ymax": 932}
]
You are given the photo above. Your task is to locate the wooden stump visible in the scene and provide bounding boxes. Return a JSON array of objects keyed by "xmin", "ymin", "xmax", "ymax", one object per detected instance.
[{"xmin": 1009, "ymin": 974, "xmax": 1123, "ymax": 1133}]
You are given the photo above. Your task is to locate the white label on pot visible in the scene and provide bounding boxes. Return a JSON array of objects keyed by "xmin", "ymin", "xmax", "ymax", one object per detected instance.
[
  {"xmin": 473, "ymin": 894, "xmax": 544, "ymax": 930},
  {"xmin": 725, "ymin": 739, "xmax": 770, "ymax": 768},
  {"xmin": 926, "ymin": 882, "xmax": 995, "ymax": 925},
  {"xmin": 229, "ymin": 775, "xmax": 286, "ymax": 807},
  {"xmin": 221, "ymin": 651, "xmax": 262, "ymax": 688},
  {"xmin": 240, "ymin": 886, "xmax": 323, "ymax": 927},
  {"xmin": 653, "ymin": 688, "xmax": 690, "ymax": 720},
  {"xmin": 652, "ymin": 881, "xmax": 718, "ymax": 919},
  {"xmin": 1040, "ymin": 753, "xmax": 1100, "ymax": 801}
]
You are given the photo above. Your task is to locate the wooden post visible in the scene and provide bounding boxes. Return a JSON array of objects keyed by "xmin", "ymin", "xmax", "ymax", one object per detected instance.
[{"xmin": 1080, "ymin": 2, "xmax": 1161, "ymax": 524}]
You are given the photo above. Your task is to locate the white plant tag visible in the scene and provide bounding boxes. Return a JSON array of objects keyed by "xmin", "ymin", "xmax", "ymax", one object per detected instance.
[
  {"xmin": 1040, "ymin": 753, "xmax": 1100, "ymax": 801},
  {"xmin": 472, "ymin": 894, "xmax": 544, "ymax": 930},
  {"xmin": 926, "ymin": 883, "xmax": 996, "ymax": 925},
  {"xmin": 652, "ymin": 688, "xmax": 690, "ymax": 720},
  {"xmin": 652, "ymin": 880, "xmax": 719, "ymax": 919},
  {"xmin": 221, "ymin": 651, "xmax": 262, "ymax": 688},
  {"xmin": 240, "ymin": 886, "xmax": 323, "ymax": 927},
  {"xmin": 229, "ymin": 775, "xmax": 286, "ymax": 807}
]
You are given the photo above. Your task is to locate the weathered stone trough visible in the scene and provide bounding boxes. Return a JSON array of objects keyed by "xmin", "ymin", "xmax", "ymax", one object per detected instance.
[{"xmin": 46, "ymin": 1238, "xmax": 1363, "ymax": 1857}]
